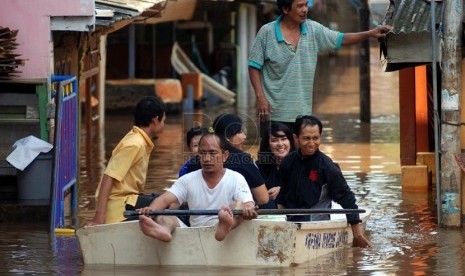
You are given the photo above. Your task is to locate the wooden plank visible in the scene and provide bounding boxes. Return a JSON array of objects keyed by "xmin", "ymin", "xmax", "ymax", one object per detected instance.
[
  {"xmin": 81, "ymin": 66, "xmax": 100, "ymax": 79},
  {"xmin": 415, "ymin": 65, "xmax": 429, "ymax": 152},
  {"xmin": 399, "ymin": 67, "xmax": 417, "ymax": 166}
]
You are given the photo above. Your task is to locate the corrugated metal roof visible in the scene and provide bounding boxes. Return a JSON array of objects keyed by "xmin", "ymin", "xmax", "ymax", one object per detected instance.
[
  {"xmin": 95, "ymin": 0, "xmax": 166, "ymax": 26},
  {"xmin": 383, "ymin": 0, "xmax": 443, "ymax": 34},
  {"xmin": 97, "ymin": 0, "xmax": 165, "ymax": 13}
]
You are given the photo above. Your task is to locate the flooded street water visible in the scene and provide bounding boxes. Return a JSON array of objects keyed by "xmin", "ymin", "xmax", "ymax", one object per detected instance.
[{"xmin": 1, "ymin": 45, "xmax": 465, "ymax": 275}]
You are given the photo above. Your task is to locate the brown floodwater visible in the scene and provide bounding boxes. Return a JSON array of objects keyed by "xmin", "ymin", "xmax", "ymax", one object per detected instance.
[{"xmin": 1, "ymin": 45, "xmax": 463, "ymax": 275}]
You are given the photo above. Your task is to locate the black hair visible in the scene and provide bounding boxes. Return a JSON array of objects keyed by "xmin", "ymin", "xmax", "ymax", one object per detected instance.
[
  {"xmin": 212, "ymin": 113, "xmax": 243, "ymax": 140},
  {"xmin": 134, "ymin": 96, "xmax": 166, "ymax": 127},
  {"xmin": 257, "ymin": 122, "xmax": 295, "ymax": 171},
  {"xmin": 186, "ymin": 127, "xmax": 209, "ymax": 147},
  {"xmin": 294, "ymin": 115, "xmax": 323, "ymax": 136},
  {"xmin": 198, "ymin": 133, "xmax": 228, "ymax": 152},
  {"xmin": 277, "ymin": 0, "xmax": 294, "ymax": 13}
]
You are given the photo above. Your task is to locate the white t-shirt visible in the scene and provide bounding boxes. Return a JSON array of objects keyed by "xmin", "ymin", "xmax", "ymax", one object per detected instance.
[{"xmin": 168, "ymin": 169, "xmax": 254, "ymax": 227}]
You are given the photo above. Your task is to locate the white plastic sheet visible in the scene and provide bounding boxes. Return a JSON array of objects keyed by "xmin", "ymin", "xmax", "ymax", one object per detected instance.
[{"xmin": 6, "ymin": 135, "xmax": 53, "ymax": 171}]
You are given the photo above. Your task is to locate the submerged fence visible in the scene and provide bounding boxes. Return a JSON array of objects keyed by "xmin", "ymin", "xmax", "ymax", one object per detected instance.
[{"xmin": 50, "ymin": 75, "xmax": 78, "ymax": 232}]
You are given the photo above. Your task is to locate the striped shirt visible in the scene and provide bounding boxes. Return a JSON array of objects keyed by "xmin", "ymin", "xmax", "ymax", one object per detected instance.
[{"xmin": 249, "ymin": 15, "xmax": 344, "ymax": 122}]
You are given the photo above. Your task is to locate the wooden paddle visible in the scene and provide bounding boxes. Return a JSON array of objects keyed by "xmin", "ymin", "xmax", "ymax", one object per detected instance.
[{"xmin": 123, "ymin": 208, "xmax": 365, "ymax": 219}]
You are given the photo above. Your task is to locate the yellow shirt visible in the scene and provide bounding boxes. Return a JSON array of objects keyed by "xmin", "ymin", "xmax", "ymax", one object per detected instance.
[{"xmin": 96, "ymin": 126, "xmax": 154, "ymax": 223}]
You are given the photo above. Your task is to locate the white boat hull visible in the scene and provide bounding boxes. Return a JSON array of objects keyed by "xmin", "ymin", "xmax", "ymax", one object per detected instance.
[{"xmin": 77, "ymin": 209, "xmax": 370, "ymax": 266}]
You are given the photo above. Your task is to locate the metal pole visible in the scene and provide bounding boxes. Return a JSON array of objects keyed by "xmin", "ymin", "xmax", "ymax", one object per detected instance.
[
  {"xmin": 359, "ymin": 0, "xmax": 370, "ymax": 123},
  {"xmin": 128, "ymin": 24, "xmax": 135, "ymax": 79},
  {"xmin": 430, "ymin": 0, "xmax": 441, "ymax": 226},
  {"xmin": 237, "ymin": 4, "xmax": 248, "ymax": 108},
  {"xmin": 247, "ymin": 4, "xmax": 257, "ymax": 56},
  {"xmin": 247, "ymin": 4, "xmax": 257, "ymax": 105},
  {"xmin": 430, "ymin": 0, "xmax": 441, "ymax": 227},
  {"xmin": 440, "ymin": 0, "xmax": 462, "ymax": 227}
]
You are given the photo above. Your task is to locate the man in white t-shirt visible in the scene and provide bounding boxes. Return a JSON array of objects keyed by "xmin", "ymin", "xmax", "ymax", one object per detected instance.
[{"xmin": 138, "ymin": 132, "xmax": 258, "ymax": 242}]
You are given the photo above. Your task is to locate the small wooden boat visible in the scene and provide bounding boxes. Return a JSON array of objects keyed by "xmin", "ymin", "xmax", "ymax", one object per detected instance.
[
  {"xmin": 77, "ymin": 209, "xmax": 370, "ymax": 266},
  {"xmin": 170, "ymin": 42, "xmax": 236, "ymax": 103}
]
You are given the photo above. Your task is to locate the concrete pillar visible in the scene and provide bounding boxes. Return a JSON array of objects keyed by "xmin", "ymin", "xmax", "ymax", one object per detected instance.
[
  {"xmin": 237, "ymin": 4, "xmax": 248, "ymax": 108},
  {"xmin": 417, "ymin": 152, "xmax": 436, "ymax": 185},
  {"xmin": 440, "ymin": 0, "xmax": 462, "ymax": 227},
  {"xmin": 401, "ymin": 165, "xmax": 430, "ymax": 192}
]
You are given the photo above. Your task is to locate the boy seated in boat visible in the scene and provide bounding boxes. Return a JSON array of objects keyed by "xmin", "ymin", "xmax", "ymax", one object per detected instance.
[
  {"xmin": 138, "ymin": 132, "xmax": 258, "ymax": 242},
  {"xmin": 277, "ymin": 115, "xmax": 371, "ymax": 248},
  {"xmin": 87, "ymin": 96, "xmax": 166, "ymax": 226}
]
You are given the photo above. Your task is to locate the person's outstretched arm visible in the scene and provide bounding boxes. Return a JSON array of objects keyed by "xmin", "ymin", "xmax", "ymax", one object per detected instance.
[
  {"xmin": 342, "ymin": 24, "xmax": 392, "ymax": 46},
  {"xmin": 138, "ymin": 191, "xmax": 178, "ymax": 215}
]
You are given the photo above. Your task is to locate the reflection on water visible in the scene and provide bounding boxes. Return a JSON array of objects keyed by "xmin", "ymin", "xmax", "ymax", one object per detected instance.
[
  {"xmin": 0, "ymin": 222, "xmax": 81, "ymax": 274},
  {"xmin": 1, "ymin": 45, "xmax": 464, "ymax": 275}
]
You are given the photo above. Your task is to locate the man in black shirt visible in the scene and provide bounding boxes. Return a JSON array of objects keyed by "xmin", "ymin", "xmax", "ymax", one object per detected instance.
[{"xmin": 277, "ymin": 115, "xmax": 371, "ymax": 248}]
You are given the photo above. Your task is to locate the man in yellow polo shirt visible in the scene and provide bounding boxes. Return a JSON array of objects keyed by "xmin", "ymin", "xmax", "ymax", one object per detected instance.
[{"xmin": 87, "ymin": 96, "xmax": 166, "ymax": 225}]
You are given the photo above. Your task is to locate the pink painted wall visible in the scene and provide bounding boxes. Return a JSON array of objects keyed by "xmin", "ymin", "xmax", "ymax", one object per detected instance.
[{"xmin": 0, "ymin": 0, "xmax": 94, "ymax": 79}]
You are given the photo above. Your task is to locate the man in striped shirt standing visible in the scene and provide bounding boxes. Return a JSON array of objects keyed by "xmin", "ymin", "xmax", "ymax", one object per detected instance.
[{"xmin": 248, "ymin": 0, "xmax": 391, "ymax": 131}]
